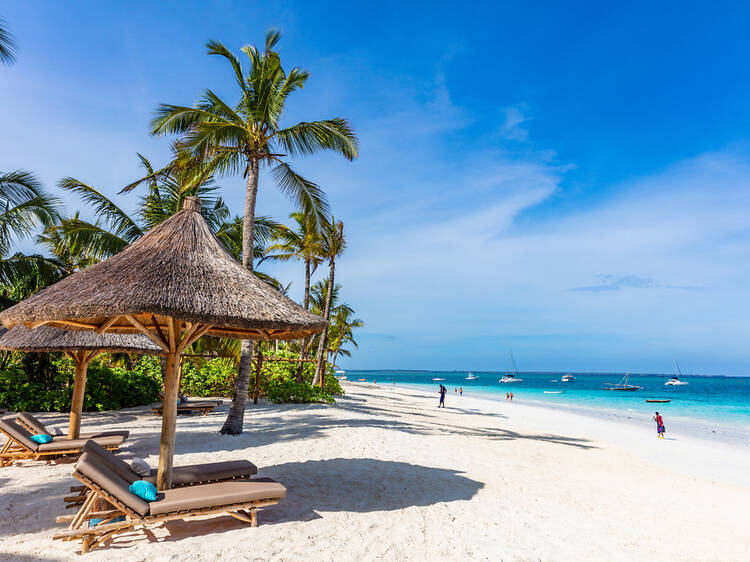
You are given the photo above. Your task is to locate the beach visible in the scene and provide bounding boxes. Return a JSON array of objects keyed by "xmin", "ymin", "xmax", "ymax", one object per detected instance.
[{"xmin": 2, "ymin": 382, "xmax": 749, "ymax": 561}]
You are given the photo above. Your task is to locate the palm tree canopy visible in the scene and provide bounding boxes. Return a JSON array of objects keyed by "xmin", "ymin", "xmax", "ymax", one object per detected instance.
[
  {"xmin": 0, "ymin": 17, "xmax": 17, "ymax": 65},
  {"xmin": 147, "ymin": 29, "xmax": 358, "ymax": 222},
  {"xmin": 0, "ymin": 170, "xmax": 62, "ymax": 287}
]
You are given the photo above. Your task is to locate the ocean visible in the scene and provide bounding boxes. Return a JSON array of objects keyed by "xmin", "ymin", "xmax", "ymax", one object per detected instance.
[{"xmin": 343, "ymin": 370, "xmax": 750, "ymax": 435}]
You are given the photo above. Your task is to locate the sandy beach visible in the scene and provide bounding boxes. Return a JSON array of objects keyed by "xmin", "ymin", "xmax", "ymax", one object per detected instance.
[{"xmin": 2, "ymin": 382, "xmax": 749, "ymax": 561}]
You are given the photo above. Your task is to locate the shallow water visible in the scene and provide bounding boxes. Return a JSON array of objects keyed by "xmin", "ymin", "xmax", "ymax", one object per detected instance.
[{"xmin": 344, "ymin": 370, "xmax": 750, "ymax": 430}]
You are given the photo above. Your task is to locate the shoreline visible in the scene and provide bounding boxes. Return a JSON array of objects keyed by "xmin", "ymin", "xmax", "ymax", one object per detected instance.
[
  {"xmin": 350, "ymin": 381, "xmax": 750, "ymax": 487},
  {"xmin": 388, "ymin": 380, "xmax": 750, "ymax": 446}
]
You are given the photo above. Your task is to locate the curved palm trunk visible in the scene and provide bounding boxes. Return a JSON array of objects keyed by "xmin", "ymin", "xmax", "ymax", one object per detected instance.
[
  {"xmin": 312, "ymin": 259, "xmax": 335, "ymax": 386},
  {"xmin": 221, "ymin": 158, "xmax": 259, "ymax": 435},
  {"xmin": 296, "ymin": 258, "xmax": 311, "ymax": 383}
]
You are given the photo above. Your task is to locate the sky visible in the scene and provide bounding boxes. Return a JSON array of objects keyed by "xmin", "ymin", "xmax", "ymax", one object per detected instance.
[{"xmin": 2, "ymin": 1, "xmax": 750, "ymax": 375}]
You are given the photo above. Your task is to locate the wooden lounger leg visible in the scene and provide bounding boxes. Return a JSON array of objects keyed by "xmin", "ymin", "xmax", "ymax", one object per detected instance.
[{"xmin": 70, "ymin": 491, "xmax": 98, "ymax": 530}]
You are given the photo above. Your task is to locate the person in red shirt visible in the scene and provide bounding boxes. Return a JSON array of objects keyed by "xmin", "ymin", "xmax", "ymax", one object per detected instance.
[{"xmin": 653, "ymin": 412, "xmax": 665, "ymax": 439}]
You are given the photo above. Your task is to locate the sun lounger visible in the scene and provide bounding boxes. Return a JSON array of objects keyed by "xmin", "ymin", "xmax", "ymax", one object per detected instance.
[
  {"xmin": 54, "ymin": 451, "xmax": 286, "ymax": 554},
  {"xmin": 0, "ymin": 419, "xmax": 126, "ymax": 467},
  {"xmin": 151, "ymin": 399, "xmax": 221, "ymax": 416},
  {"xmin": 63, "ymin": 440, "xmax": 258, "ymax": 509},
  {"xmin": 15, "ymin": 412, "xmax": 129, "ymax": 440}
]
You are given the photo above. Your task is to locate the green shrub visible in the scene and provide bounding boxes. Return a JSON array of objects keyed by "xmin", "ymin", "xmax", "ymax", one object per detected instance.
[
  {"xmin": 179, "ymin": 358, "xmax": 236, "ymax": 397},
  {"xmin": 0, "ymin": 355, "xmax": 161, "ymax": 412},
  {"xmin": 263, "ymin": 377, "xmax": 334, "ymax": 404}
]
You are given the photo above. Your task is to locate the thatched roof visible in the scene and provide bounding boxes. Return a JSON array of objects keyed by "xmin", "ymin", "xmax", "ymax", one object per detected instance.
[
  {"xmin": 0, "ymin": 325, "xmax": 162, "ymax": 354},
  {"xmin": 0, "ymin": 198, "xmax": 326, "ymax": 340}
]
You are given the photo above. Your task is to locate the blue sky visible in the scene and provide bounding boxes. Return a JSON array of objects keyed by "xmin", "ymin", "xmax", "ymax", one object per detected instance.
[{"xmin": 2, "ymin": 1, "xmax": 750, "ymax": 374}]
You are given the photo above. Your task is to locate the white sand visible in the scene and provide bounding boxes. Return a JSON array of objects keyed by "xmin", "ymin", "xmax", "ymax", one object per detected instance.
[{"xmin": 2, "ymin": 382, "xmax": 749, "ymax": 561}]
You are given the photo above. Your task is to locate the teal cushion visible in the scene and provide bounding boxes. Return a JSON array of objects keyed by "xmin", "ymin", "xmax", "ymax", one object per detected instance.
[
  {"xmin": 30, "ymin": 433, "xmax": 53, "ymax": 444},
  {"xmin": 128, "ymin": 480, "xmax": 158, "ymax": 501}
]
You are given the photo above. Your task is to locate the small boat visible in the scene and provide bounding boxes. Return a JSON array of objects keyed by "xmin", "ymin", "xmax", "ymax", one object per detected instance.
[
  {"xmin": 432, "ymin": 377, "xmax": 446, "ymax": 381},
  {"xmin": 665, "ymin": 360, "xmax": 689, "ymax": 386},
  {"xmin": 357, "ymin": 378, "xmax": 367, "ymax": 382},
  {"xmin": 561, "ymin": 373, "xmax": 575, "ymax": 382},
  {"xmin": 605, "ymin": 373, "xmax": 641, "ymax": 391},
  {"xmin": 465, "ymin": 373, "xmax": 479, "ymax": 380},
  {"xmin": 646, "ymin": 399, "xmax": 671, "ymax": 403},
  {"xmin": 499, "ymin": 351, "xmax": 524, "ymax": 383},
  {"xmin": 544, "ymin": 390, "xmax": 563, "ymax": 394}
]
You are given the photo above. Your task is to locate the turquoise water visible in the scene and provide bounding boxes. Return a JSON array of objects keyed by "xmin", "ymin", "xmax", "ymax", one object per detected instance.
[{"xmin": 345, "ymin": 370, "xmax": 750, "ymax": 429}]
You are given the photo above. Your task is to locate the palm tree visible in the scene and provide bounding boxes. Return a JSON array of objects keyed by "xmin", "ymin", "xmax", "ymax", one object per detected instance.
[
  {"xmin": 312, "ymin": 218, "xmax": 346, "ymax": 385},
  {"xmin": 149, "ymin": 29, "xmax": 358, "ymax": 434},
  {"xmin": 267, "ymin": 212, "xmax": 323, "ymax": 381},
  {"xmin": 0, "ymin": 171, "xmax": 62, "ymax": 293},
  {"xmin": 0, "ymin": 17, "xmax": 18, "ymax": 65},
  {"xmin": 328, "ymin": 306, "xmax": 364, "ymax": 369}
]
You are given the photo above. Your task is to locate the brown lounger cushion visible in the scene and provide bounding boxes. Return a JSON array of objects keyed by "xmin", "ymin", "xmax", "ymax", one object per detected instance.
[
  {"xmin": 17, "ymin": 412, "xmax": 129, "ymax": 440},
  {"xmin": 36, "ymin": 433, "xmax": 124, "ymax": 451},
  {"xmin": 75, "ymin": 452, "xmax": 150, "ymax": 517},
  {"xmin": 148, "ymin": 478, "xmax": 286, "ymax": 516},
  {"xmin": 16, "ymin": 412, "xmax": 47, "ymax": 434},
  {"xmin": 143, "ymin": 460, "xmax": 258, "ymax": 485},
  {"xmin": 0, "ymin": 418, "xmax": 40, "ymax": 451},
  {"xmin": 81, "ymin": 440, "xmax": 139, "ymax": 483}
]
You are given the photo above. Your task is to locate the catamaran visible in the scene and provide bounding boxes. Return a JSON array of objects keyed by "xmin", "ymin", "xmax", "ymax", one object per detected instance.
[
  {"xmin": 665, "ymin": 360, "xmax": 689, "ymax": 386},
  {"xmin": 499, "ymin": 351, "xmax": 523, "ymax": 383},
  {"xmin": 604, "ymin": 373, "xmax": 641, "ymax": 391}
]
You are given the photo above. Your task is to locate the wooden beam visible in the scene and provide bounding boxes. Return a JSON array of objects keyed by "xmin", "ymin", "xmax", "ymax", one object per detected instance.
[
  {"xmin": 68, "ymin": 358, "xmax": 89, "ymax": 439},
  {"xmin": 53, "ymin": 319, "xmax": 101, "ymax": 330},
  {"xmin": 178, "ymin": 324, "xmax": 210, "ymax": 354},
  {"xmin": 96, "ymin": 316, "xmax": 120, "ymax": 334},
  {"xmin": 150, "ymin": 314, "xmax": 168, "ymax": 349},
  {"xmin": 124, "ymin": 314, "xmax": 169, "ymax": 352}
]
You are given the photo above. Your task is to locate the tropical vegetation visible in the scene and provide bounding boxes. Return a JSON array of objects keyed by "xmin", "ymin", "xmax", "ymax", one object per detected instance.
[{"xmin": 0, "ymin": 26, "xmax": 363, "ymax": 422}]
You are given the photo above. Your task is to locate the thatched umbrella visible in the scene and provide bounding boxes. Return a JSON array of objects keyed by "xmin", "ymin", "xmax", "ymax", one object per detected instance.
[
  {"xmin": 0, "ymin": 325, "xmax": 162, "ymax": 439},
  {"xmin": 0, "ymin": 197, "xmax": 326, "ymax": 489}
]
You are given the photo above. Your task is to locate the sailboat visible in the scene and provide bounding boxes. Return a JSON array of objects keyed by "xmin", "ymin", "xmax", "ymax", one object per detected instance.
[
  {"xmin": 665, "ymin": 360, "xmax": 689, "ymax": 386},
  {"xmin": 604, "ymin": 373, "xmax": 641, "ymax": 391},
  {"xmin": 499, "ymin": 351, "xmax": 523, "ymax": 383}
]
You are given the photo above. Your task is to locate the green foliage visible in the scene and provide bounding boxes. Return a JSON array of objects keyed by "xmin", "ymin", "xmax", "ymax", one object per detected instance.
[
  {"xmin": 259, "ymin": 349, "xmax": 342, "ymax": 403},
  {"xmin": 263, "ymin": 378, "xmax": 334, "ymax": 404},
  {"xmin": 0, "ymin": 355, "xmax": 160, "ymax": 413},
  {"xmin": 179, "ymin": 358, "xmax": 236, "ymax": 397}
]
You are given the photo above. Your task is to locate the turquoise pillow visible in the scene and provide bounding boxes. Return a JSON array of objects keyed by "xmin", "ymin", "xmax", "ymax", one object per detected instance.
[
  {"xmin": 129, "ymin": 480, "xmax": 158, "ymax": 501},
  {"xmin": 89, "ymin": 515, "xmax": 125, "ymax": 527},
  {"xmin": 30, "ymin": 433, "xmax": 53, "ymax": 444}
]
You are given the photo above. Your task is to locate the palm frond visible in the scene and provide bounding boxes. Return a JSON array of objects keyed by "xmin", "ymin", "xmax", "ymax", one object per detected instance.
[
  {"xmin": 270, "ymin": 161, "xmax": 330, "ymax": 223},
  {"xmin": 58, "ymin": 178, "xmax": 142, "ymax": 242},
  {"xmin": 275, "ymin": 118, "xmax": 358, "ymax": 161},
  {"xmin": 0, "ymin": 17, "xmax": 18, "ymax": 65}
]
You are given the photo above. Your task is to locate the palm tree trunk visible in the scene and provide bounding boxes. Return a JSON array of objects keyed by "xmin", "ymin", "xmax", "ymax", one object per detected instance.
[
  {"xmin": 296, "ymin": 258, "xmax": 311, "ymax": 383},
  {"xmin": 312, "ymin": 259, "xmax": 335, "ymax": 385},
  {"xmin": 221, "ymin": 158, "xmax": 259, "ymax": 435}
]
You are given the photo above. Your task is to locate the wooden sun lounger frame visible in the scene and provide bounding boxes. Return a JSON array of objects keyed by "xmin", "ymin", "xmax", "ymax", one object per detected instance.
[
  {"xmin": 54, "ymin": 472, "xmax": 279, "ymax": 554},
  {"xmin": 151, "ymin": 403, "xmax": 218, "ymax": 416},
  {"xmin": 0, "ymin": 433, "xmax": 121, "ymax": 468}
]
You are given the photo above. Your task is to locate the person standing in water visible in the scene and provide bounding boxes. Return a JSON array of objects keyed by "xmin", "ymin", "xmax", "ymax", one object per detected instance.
[
  {"xmin": 654, "ymin": 412, "xmax": 665, "ymax": 439},
  {"xmin": 438, "ymin": 384, "xmax": 447, "ymax": 408}
]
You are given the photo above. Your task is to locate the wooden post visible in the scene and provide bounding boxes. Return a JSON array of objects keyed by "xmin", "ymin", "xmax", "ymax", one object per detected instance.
[
  {"xmin": 253, "ymin": 346, "xmax": 263, "ymax": 405},
  {"xmin": 157, "ymin": 344, "xmax": 179, "ymax": 490},
  {"xmin": 68, "ymin": 351, "xmax": 96, "ymax": 440}
]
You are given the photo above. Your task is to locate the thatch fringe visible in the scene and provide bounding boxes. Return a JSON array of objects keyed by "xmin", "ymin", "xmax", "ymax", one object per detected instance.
[{"xmin": 0, "ymin": 325, "xmax": 162, "ymax": 354}]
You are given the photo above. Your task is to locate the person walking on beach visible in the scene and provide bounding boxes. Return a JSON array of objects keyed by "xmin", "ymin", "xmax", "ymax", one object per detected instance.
[
  {"xmin": 459, "ymin": 387, "xmax": 463, "ymax": 397},
  {"xmin": 654, "ymin": 412, "xmax": 665, "ymax": 439},
  {"xmin": 510, "ymin": 392, "xmax": 514, "ymax": 401},
  {"xmin": 438, "ymin": 384, "xmax": 447, "ymax": 408}
]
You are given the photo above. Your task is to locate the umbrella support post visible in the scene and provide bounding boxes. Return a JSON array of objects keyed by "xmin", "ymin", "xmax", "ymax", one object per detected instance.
[
  {"xmin": 67, "ymin": 350, "xmax": 98, "ymax": 440},
  {"xmin": 157, "ymin": 349, "xmax": 179, "ymax": 490}
]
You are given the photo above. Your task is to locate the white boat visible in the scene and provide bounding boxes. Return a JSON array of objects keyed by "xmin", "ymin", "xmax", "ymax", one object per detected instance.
[
  {"xmin": 605, "ymin": 373, "xmax": 641, "ymax": 391},
  {"xmin": 544, "ymin": 390, "xmax": 563, "ymax": 394},
  {"xmin": 465, "ymin": 372, "xmax": 479, "ymax": 380},
  {"xmin": 335, "ymin": 370, "xmax": 347, "ymax": 380},
  {"xmin": 499, "ymin": 351, "xmax": 523, "ymax": 383},
  {"xmin": 665, "ymin": 360, "xmax": 689, "ymax": 386},
  {"xmin": 432, "ymin": 377, "xmax": 445, "ymax": 381},
  {"xmin": 561, "ymin": 373, "xmax": 575, "ymax": 382}
]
